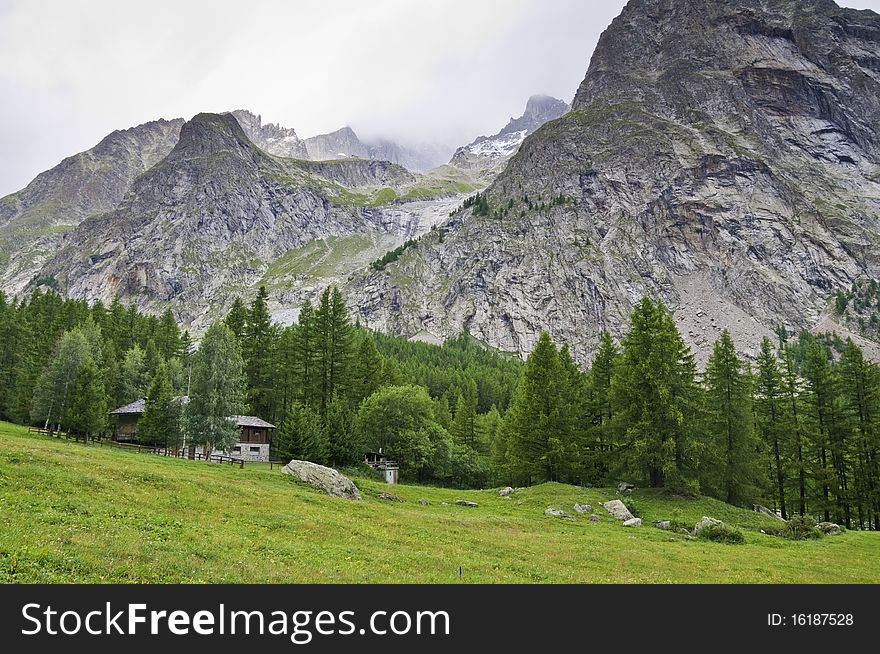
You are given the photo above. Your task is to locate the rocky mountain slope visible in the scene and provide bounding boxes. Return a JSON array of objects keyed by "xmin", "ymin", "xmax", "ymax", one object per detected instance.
[
  {"xmin": 230, "ymin": 109, "xmax": 308, "ymax": 159},
  {"xmin": 449, "ymin": 94, "xmax": 569, "ymax": 178},
  {"xmin": 20, "ymin": 113, "xmax": 464, "ymax": 327},
  {"xmin": 349, "ymin": 0, "xmax": 880, "ymax": 364},
  {"xmin": 0, "ymin": 119, "xmax": 184, "ymax": 294}
]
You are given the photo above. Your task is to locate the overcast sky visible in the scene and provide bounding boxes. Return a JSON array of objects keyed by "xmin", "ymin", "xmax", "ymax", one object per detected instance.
[{"xmin": 1, "ymin": 0, "xmax": 879, "ymax": 197}]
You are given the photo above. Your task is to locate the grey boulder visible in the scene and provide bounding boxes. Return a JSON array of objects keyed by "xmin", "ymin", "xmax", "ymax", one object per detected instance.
[
  {"xmin": 281, "ymin": 460, "xmax": 361, "ymax": 500},
  {"xmin": 498, "ymin": 487, "xmax": 514, "ymax": 497},
  {"xmin": 602, "ymin": 499, "xmax": 635, "ymax": 522},
  {"xmin": 573, "ymin": 503, "xmax": 592, "ymax": 514},
  {"xmin": 623, "ymin": 517, "xmax": 642, "ymax": 528},
  {"xmin": 456, "ymin": 500, "xmax": 478, "ymax": 507},
  {"xmin": 693, "ymin": 516, "xmax": 723, "ymax": 534}
]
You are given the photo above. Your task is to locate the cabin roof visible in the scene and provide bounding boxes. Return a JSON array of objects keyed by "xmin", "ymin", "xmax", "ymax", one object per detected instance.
[
  {"xmin": 109, "ymin": 399, "xmax": 274, "ymax": 428},
  {"xmin": 232, "ymin": 415, "xmax": 275, "ymax": 429},
  {"xmin": 110, "ymin": 398, "xmax": 146, "ymax": 415}
]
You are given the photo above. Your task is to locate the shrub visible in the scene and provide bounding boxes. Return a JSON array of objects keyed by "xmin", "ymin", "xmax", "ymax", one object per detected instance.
[
  {"xmin": 696, "ymin": 523, "xmax": 745, "ymax": 544},
  {"xmin": 622, "ymin": 498, "xmax": 641, "ymax": 518},
  {"xmin": 777, "ymin": 515, "xmax": 823, "ymax": 541}
]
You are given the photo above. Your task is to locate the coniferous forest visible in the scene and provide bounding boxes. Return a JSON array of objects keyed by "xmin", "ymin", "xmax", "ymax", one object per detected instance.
[{"xmin": 1, "ymin": 287, "xmax": 878, "ymax": 530}]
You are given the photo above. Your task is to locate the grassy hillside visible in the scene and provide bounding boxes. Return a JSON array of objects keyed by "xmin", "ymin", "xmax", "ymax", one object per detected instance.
[{"xmin": 0, "ymin": 421, "xmax": 877, "ymax": 584}]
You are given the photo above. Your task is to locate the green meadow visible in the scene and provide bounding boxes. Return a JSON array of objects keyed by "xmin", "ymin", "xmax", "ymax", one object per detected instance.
[{"xmin": 0, "ymin": 421, "xmax": 877, "ymax": 584}]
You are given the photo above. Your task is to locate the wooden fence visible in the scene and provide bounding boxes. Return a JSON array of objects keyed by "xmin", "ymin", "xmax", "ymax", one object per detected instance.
[{"xmin": 28, "ymin": 426, "xmax": 245, "ymax": 468}]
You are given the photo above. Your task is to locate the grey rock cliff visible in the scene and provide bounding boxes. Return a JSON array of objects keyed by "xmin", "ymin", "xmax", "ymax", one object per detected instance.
[
  {"xmin": 230, "ymin": 109, "xmax": 308, "ymax": 159},
  {"xmin": 349, "ymin": 0, "xmax": 880, "ymax": 364},
  {"xmin": 0, "ymin": 118, "xmax": 184, "ymax": 293}
]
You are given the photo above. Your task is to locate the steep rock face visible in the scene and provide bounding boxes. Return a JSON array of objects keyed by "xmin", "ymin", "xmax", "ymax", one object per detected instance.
[
  {"xmin": 449, "ymin": 94, "xmax": 569, "ymax": 176},
  {"xmin": 350, "ymin": 0, "xmax": 880, "ymax": 364},
  {"xmin": 0, "ymin": 118, "xmax": 184, "ymax": 292},
  {"xmin": 304, "ymin": 126, "xmax": 370, "ymax": 161},
  {"xmin": 229, "ymin": 109, "xmax": 309, "ymax": 159},
  {"xmin": 33, "ymin": 113, "xmax": 406, "ymax": 325}
]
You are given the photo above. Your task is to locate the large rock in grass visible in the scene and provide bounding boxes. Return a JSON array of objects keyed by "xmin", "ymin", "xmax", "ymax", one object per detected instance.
[
  {"xmin": 693, "ymin": 516, "xmax": 723, "ymax": 534},
  {"xmin": 623, "ymin": 517, "xmax": 642, "ymax": 528},
  {"xmin": 281, "ymin": 460, "xmax": 361, "ymax": 500},
  {"xmin": 818, "ymin": 522, "xmax": 842, "ymax": 535},
  {"xmin": 602, "ymin": 500, "xmax": 635, "ymax": 522}
]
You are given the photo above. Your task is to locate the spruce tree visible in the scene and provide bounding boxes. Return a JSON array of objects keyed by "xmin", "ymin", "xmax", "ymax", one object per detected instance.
[
  {"xmin": 781, "ymin": 344, "xmax": 809, "ymax": 516},
  {"xmin": 154, "ymin": 309, "xmax": 182, "ymax": 361},
  {"xmin": 352, "ymin": 334, "xmax": 384, "ymax": 403}
]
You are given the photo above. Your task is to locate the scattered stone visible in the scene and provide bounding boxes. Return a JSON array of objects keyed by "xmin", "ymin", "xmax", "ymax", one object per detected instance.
[
  {"xmin": 498, "ymin": 486, "xmax": 514, "ymax": 497},
  {"xmin": 623, "ymin": 517, "xmax": 642, "ymax": 528},
  {"xmin": 589, "ymin": 514, "xmax": 601, "ymax": 522},
  {"xmin": 544, "ymin": 508, "xmax": 568, "ymax": 517},
  {"xmin": 679, "ymin": 527, "xmax": 692, "ymax": 536},
  {"xmin": 654, "ymin": 520, "xmax": 672, "ymax": 530},
  {"xmin": 602, "ymin": 499, "xmax": 635, "ymax": 522},
  {"xmin": 378, "ymin": 491, "xmax": 400, "ymax": 501},
  {"xmin": 418, "ymin": 498, "xmax": 429, "ymax": 506},
  {"xmin": 693, "ymin": 516, "xmax": 723, "ymax": 534},
  {"xmin": 456, "ymin": 500, "xmax": 478, "ymax": 507},
  {"xmin": 753, "ymin": 504, "xmax": 785, "ymax": 521},
  {"xmin": 573, "ymin": 503, "xmax": 592, "ymax": 514},
  {"xmin": 281, "ymin": 460, "xmax": 361, "ymax": 500},
  {"xmin": 618, "ymin": 482, "xmax": 635, "ymax": 493},
  {"xmin": 818, "ymin": 522, "xmax": 842, "ymax": 535},
  {"xmin": 441, "ymin": 502, "xmax": 450, "ymax": 506}
]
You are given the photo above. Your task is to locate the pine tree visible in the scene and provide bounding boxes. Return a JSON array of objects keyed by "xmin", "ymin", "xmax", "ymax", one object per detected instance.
[
  {"xmin": 703, "ymin": 330, "xmax": 762, "ymax": 506},
  {"xmin": 588, "ymin": 331, "xmax": 618, "ymax": 452},
  {"xmin": 120, "ymin": 344, "xmax": 150, "ymax": 403},
  {"xmin": 225, "ymin": 298, "xmax": 248, "ymax": 340},
  {"xmin": 139, "ymin": 363, "xmax": 181, "ymax": 449},
  {"xmin": 275, "ymin": 403, "xmax": 328, "ymax": 464},
  {"xmin": 781, "ymin": 344, "xmax": 809, "ymax": 516},
  {"xmin": 610, "ymin": 297, "xmax": 698, "ymax": 489},
  {"xmin": 315, "ymin": 287, "xmax": 353, "ymax": 413},
  {"xmin": 351, "ymin": 334, "xmax": 383, "ymax": 403},
  {"xmin": 839, "ymin": 339, "xmax": 880, "ymax": 530},
  {"xmin": 243, "ymin": 286, "xmax": 277, "ymax": 420},
  {"xmin": 755, "ymin": 337, "xmax": 788, "ymax": 518},
  {"xmin": 451, "ymin": 381, "xmax": 478, "ymax": 449},
  {"xmin": 802, "ymin": 336, "xmax": 852, "ymax": 525},
  {"xmin": 501, "ymin": 332, "xmax": 571, "ymax": 484},
  {"xmin": 326, "ymin": 397, "xmax": 360, "ymax": 466},
  {"xmin": 183, "ymin": 322, "xmax": 246, "ymax": 458},
  {"xmin": 154, "ymin": 309, "xmax": 182, "ymax": 361},
  {"xmin": 293, "ymin": 299, "xmax": 320, "ymax": 407}
]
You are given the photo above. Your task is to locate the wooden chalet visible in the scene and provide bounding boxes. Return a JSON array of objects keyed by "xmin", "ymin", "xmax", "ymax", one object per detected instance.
[{"xmin": 109, "ymin": 398, "xmax": 275, "ymax": 462}]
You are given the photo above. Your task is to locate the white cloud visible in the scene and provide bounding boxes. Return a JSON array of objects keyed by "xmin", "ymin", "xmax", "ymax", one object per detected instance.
[{"xmin": 0, "ymin": 0, "xmax": 878, "ymax": 196}]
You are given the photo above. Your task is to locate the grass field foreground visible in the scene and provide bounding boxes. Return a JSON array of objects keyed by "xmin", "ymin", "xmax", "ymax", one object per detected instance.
[{"xmin": 0, "ymin": 421, "xmax": 878, "ymax": 583}]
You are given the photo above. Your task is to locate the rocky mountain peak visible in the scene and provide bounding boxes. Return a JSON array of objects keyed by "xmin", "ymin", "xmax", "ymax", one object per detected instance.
[
  {"xmin": 350, "ymin": 0, "xmax": 880, "ymax": 364},
  {"xmin": 229, "ymin": 109, "xmax": 308, "ymax": 159},
  {"xmin": 169, "ymin": 112, "xmax": 265, "ymax": 163}
]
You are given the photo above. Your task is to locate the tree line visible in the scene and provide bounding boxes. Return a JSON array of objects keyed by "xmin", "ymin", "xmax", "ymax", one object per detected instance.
[{"xmin": 2, "ymin": 288, "xmax": 878, "ymax": 529}]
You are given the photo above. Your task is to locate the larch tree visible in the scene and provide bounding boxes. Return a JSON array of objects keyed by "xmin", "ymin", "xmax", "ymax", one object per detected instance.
[
  {"xmin": 183, "ymin": 322, "xmax": 246, "ymax": 459},
  {"xmin": 703, "ymin": 330, "xmax": 762, "ymax": 506}
]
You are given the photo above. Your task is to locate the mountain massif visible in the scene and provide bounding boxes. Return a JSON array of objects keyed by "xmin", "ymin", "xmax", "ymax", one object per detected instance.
[
  {"xmin": 2, "ymin": 0, "xmax": 879, "ymax": 364},
  {"xmin": 350, "ymin": 0, "xmax": 880, "ymax": 363}
]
